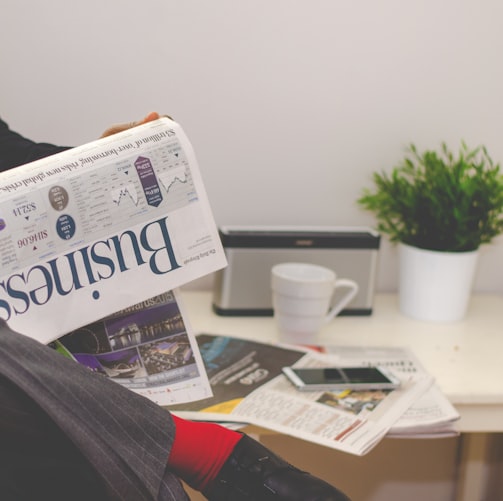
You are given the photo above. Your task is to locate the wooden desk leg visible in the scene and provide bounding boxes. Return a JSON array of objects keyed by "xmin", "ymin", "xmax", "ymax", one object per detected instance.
[{"xmin": 455, "ymin": 433, "xmax": 491, "ymax": 501}]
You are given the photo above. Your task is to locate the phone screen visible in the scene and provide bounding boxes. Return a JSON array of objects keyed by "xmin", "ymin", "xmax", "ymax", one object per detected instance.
[
  {"xmin": 293, "ymin": 367, "xmax": 394, "ymax": 385},
  {"xmin": 282, "ymin": 366, "xmax": 402, "ymax": 391}
]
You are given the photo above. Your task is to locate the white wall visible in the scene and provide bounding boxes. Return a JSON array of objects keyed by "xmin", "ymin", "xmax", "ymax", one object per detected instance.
[{"xmin": 2, "ymin": 0, "xmax": 503, "ymax": 293}]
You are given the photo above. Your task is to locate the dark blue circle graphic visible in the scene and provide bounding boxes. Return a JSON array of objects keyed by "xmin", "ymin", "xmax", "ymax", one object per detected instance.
[{"xmin": 56, "ymin": 214, "xmax": 76, "ymax": 240}]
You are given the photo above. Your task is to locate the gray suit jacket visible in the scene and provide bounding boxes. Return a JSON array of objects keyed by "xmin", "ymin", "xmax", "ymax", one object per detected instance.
[{"xmin": 0, "ymin": 321, "xmax": 190, "ymax": 500}]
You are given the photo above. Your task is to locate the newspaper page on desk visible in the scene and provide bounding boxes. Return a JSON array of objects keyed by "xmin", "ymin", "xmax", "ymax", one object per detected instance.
[
  {"xmin": 169, "ymin": 334, "xmax": 434, "ymax": 456},
  {"xmin": 0, "ymin": 117, "xmax": 227, "ymax": 343}
]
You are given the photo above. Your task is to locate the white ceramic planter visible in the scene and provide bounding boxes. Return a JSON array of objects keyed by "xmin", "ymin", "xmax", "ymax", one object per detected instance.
[{"xmin": 398, "ymin": 243, "xmax": 479, "ymax": 323}]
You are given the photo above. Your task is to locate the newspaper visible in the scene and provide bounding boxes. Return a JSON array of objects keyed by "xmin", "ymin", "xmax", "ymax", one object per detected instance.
[
  {"xmin": 318, "ymin": 345, "xmax": 460, "ymax": 438},
  {"xmin": 0, "ymin": 117, "xmax": 226, "ymax": 406},
  {"xmin": 169, "ymin": 334, "xmax": 435, "ymax": 456},
  {"xmin": 387, "ymin": 385, "xmax": 460, "ymax": 438},
  {"xmin": 51, "ymin": 289, "xmax": 213, "ymax": 406},
  {"xmin": 0, "ymin": 117, "xmax": 227, "ymax": 344}
]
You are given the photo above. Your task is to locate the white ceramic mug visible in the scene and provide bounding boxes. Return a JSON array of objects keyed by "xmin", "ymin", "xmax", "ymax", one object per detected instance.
[{"xmin": 271, "ymin": 262, "xmax": 359, "ymax": 344}]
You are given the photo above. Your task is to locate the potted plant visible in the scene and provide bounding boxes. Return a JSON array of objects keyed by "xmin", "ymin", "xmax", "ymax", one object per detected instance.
[{"xmin": 358, "ymin": 142, "xmax": 503, "ymax": 322}]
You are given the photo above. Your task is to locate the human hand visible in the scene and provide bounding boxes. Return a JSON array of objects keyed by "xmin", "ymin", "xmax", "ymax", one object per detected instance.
[{"xmin": 100, "ymin": 111, "xmax": 167, "ymax": 138}]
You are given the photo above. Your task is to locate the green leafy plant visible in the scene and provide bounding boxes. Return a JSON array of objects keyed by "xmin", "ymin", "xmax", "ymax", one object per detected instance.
[{"xmin": 358, "ymin": 142, "xmax": 503, "ymax": 252}]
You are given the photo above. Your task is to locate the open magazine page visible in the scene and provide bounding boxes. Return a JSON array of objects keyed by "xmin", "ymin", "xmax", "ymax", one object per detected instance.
[
  {"xmin": 53, "ymin": 289, "xmax": 212, "ymax": 406},
  {"xmin": 166, "ymin": 333, "xmax": 306, "ymax": 414},
  {"xmin": 0, "ymin": 118, "xmax": 226, "ymax": 343},
  {"xmin": 170, "ymin": 334, "xmax": 433, "ymax": 456},
  {"xmin": 319, "ymin": 345, "xmax": 460, "ymax": 437}
]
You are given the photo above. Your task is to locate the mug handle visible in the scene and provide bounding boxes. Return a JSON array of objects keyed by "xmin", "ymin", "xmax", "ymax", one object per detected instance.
[{"xmin": 325, "ymin": 279, "xmax": 359, "ymax": 322}]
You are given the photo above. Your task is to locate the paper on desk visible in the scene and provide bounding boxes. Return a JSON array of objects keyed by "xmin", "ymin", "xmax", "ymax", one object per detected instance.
[
  {"xmin": 386, "ymin": 385, "xmax": 460, "ymax": 438},
  {"xmin": 320, "ymin": 345, "xmax": 460, "ymax": 438},
  {"xmin": 169, "ymin": 334, "xmax": 434, "ymax": 456},
  {"xmin": 0, "ymin": 118, "xmax": 227, "ymax": 407}
]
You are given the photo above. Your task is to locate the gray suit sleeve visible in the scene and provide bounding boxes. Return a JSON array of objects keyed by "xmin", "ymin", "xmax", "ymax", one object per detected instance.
[{"xmin": 0, "ymin": 321, "xmax": 189, "ymax": 501}]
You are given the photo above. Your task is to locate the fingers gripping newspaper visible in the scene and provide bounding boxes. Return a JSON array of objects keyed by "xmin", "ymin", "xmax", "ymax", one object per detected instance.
[{"xmin": 0, "ymin": 117, "xmax": 226, "ymax": 405}]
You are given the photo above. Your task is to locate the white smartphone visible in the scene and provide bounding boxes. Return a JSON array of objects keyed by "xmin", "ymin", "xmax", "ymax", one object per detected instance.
[{"xmin": 282, "ymin": 366, "xmax": 401, "ymax": 391}]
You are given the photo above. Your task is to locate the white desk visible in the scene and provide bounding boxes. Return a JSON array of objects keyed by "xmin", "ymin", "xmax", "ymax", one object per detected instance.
[{"xmin": 180, "ymin": 290, "xmax": 503, "ymax": 501}]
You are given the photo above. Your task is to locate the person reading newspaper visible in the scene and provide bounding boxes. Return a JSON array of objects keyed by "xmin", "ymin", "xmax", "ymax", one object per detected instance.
[{"xmin": 0, "ymin": 114, "xmax": 351, "ymax": 501}]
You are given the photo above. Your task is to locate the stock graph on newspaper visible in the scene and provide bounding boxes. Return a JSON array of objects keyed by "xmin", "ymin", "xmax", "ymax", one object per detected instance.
[
  {"xmin": 73, "ymin": 140, "xmax": 197, "ymax": 239},
  {"xmin": 0, "ymin": 120, "xmax": 202, "ymax": 274}
]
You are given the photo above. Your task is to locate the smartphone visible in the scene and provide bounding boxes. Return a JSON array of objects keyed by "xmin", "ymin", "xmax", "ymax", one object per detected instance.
[{"xmin": 282, "ymin": 366, "xmax": 401, "ymax": 391}]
